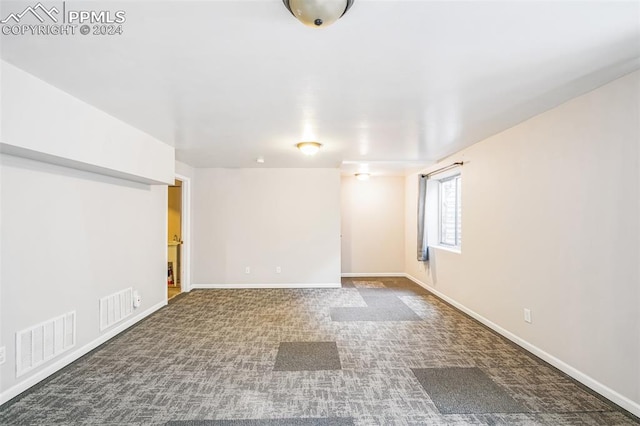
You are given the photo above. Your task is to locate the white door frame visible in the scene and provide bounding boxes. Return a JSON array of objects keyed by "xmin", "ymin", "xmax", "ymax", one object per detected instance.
[{"xmin": 175, "ymin": 173, "xmax": 191, "ymax": 292}]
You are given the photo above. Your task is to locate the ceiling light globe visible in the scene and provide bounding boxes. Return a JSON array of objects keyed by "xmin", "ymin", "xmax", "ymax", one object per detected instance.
[
  {"xmin": 297, "ymin": 142, "xmax": 322, "ymax": 155},
  {"xmin": 284, "ymin": 0, "xmax": 354, "ymax": 28}
]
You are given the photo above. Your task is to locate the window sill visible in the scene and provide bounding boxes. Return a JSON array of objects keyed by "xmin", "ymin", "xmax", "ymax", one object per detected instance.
[{"xmin": 431, "ymin": 245, "xmax": 461, "ymax": 254}]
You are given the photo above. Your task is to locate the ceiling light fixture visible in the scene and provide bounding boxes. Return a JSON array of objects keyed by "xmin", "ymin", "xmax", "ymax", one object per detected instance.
[
  {"xmin": 355, "ymin": 173, "xmax": 370, "ymax": 181},
  {"xmin": 282, "ymin": 0, "xmax": 355, "ymax": 28},
  {"xmin": 297, "ymin": 142, "xmax": 322, "ymax": 156},
  {"xmin": 256, "ymin": 157, "xmax": 265, "ymax": 164}
]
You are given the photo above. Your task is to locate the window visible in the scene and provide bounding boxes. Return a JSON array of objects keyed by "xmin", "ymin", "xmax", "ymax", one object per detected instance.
[{"xmin": 439, "ymin": 174, "xmax": 462, "ymax": 248}]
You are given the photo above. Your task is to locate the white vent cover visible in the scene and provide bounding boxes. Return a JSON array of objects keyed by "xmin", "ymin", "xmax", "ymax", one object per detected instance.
[
  {"xmin": 100, "ymin": 287, "xmax": 133, "ymax": 331},
  {"xmin": 16, "ymin": 311, "xmax": 76, "ymax": 377}
]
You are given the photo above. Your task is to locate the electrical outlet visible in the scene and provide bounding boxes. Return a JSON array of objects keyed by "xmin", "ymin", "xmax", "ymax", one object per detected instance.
[
  {"xmin": 276, "ymin": 266, "xmax": 281, "ymax": 273},
  {"xmin": 245, "ymin": 267, "xmax": 250, "ymax": 274},
  {"xmin": 0, "ymin": 346, "xmax": 5, "ymax": 365},
  {"xmin": 524, "ymin": 308, "xmax": 532, "ymax": 323}
]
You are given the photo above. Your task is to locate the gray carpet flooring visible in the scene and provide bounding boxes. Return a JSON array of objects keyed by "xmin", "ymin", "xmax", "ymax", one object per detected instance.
[
  {"xmin": 0, "ymin": 277, "xmax": 637, "ymax": 425},
  {"xmin": 165, "ymin": 418, "xmax": 354, "ymax": 425}
]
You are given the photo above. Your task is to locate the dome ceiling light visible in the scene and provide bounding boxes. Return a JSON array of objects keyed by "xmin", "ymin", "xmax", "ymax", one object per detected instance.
[
  {"xmin": 282, "ymin": 0, "xmax": 355, "ymax": 28},
  {"xmin": 297, "ymin": 142, "xmax": 322, "ymax": 155}
]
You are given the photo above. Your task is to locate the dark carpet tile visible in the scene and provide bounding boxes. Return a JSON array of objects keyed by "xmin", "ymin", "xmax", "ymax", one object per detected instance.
[
  {"xmin": 330, "ymin": 305, "xmax": 422, "ymax": 322},
  {"xmin": 273, "ymin": 342, "xmax": 342, "ymax": 371},
  {"xmin": 355, "ymin": 287, "xmax": 395, "ymax": 296},
  {"xmin": 358, "ymin": 294, "xmax": 409, "ymax": 308},
  {"xmin": 330, "ymin": 287, "xmax": 422, "ymax": 321},
  {"xmin": 382, "ymin": 279, "xmax": 430, "ymax": 293},
  {"xmin": 412, "ymin": 367, "xmax": 526, "ymax": 414}
]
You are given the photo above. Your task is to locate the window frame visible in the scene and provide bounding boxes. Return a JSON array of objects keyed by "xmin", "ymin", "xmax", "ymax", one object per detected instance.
[{"xmin": 437, "ymin": 173, "xmax": 462, "ymax": 250}]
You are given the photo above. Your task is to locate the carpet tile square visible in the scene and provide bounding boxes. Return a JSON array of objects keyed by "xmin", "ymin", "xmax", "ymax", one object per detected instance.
[
  {"xmin": 412, "ymin": 367, "xmax": 525, "ymax": 414},
  {"xmin": 273, "ymin": 342, "xmax": 342, "ymax": 371}
]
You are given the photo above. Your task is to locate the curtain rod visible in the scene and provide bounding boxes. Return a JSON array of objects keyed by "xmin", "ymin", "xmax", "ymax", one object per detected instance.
[{"xmin": 420, "ymin": 161, "xmax": 463, "ymax": 178}]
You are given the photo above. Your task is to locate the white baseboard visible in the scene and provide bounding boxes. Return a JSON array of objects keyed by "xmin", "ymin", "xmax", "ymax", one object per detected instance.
[
  {"xmin": 341, "ymin": 273, "xmax": 405, "ymax": 278},
  {"xmin": 192, "ymin": 283, "xmax": 341, "ymax": 289},
  {"xmin": 404, "ymin": 273, "xmax": 640, "ymax": 418},
  {"xmin": 0, "ymin": 300, "xmax": 166, "ymax": 406}
]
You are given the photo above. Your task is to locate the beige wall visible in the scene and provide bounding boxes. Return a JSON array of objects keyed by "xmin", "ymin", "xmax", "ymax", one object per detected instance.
[
  {"xmin": 192, "ymin": 168, "xmax": 341, "ymax": 286},
  {"xmin": 405, "ymin": 71, "xmax": 640, "ymax": 414},
  {"xmin": 341, "ymin": 175, "xmax": 405, "ymax": 274}
]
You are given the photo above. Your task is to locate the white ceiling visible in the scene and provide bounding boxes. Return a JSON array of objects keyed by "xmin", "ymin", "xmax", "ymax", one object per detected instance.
[{"xmin": 2, "ymin": 0, "xmax": 639, "ymax": 175}]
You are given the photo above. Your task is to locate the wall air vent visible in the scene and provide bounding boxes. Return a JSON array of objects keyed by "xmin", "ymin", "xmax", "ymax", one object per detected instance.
[
  {"xmin": 100, "ymin": 287, "xmax": 133, "ymax": 331},
  {"xmin": 16, "ymin": 311, "xmax": 76, "ymax": 377}
]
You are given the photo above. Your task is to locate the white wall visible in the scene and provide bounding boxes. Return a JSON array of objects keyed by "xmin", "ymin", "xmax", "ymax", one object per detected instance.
[
  {"xmin": 0, "ymin": 64, "xmax": 172, "ymax": 403},
  {"xmin": 341, "ymin": 175, "xmax": 405, "ymax": 275},
  {"xmin": 405, "ymin": 71, "xmax": 640, "ymax": 415},
  {"xmin": 175, "ymin": 161, "xmax": 195, "ymax": 180},
  {"xmin": 0, "ymin": 54, "xmax": 4, "ymax": 406},
  {"xmin": 192, "ymin": 168, "xmax": 341, "ymax": 287},
  {"xmin": 0, "ymin": 156, "xmax": 167, "ymax": 400},
  {"xmin": 0, "ymin": 61, "xmax": 174, "ymax": 185}
]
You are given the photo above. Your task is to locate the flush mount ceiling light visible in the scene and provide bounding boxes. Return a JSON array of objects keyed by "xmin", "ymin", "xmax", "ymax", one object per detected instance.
[
  {"xmin": 297, "ymin": 142, "xmax": 322, "ymax": 155},
  {"xmin": 283, "ymin": 0, "xmax": 355, "ymax": 28},
  {"xmin": 355, "ymin": 173, "xmax": 370, "ymax": 181}
]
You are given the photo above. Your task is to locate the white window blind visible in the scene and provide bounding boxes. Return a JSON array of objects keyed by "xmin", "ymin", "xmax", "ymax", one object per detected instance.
[{"xmin": 439, "ymin": 174, "xmax": 462, "ymax": 247}]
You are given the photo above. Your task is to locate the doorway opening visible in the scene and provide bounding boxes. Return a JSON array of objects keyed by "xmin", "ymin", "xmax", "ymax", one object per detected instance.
[
  {"xmin": 167, "ymin": 179, "xmax": 182, "ymax": 300},
  {"xmin": 167, "ymin": 174, "xmax": 190, "ymax": 300}
]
